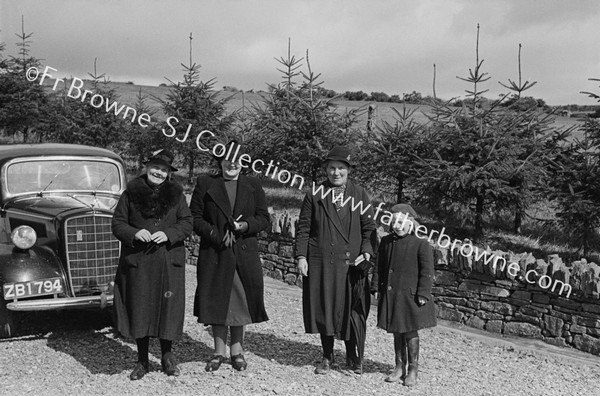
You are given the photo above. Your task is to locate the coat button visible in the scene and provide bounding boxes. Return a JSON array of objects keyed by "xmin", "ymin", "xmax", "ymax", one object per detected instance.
[
  {"xmin": 242, "ymin": 245, "xmax": 247, "ymax": 250},
  {"xmin": 345, "ymin": 252, "xmax": 351, "ymax": 257},
  {"xmin": 330, "ymin": 242, "xmax": 335, "ymax": 246},
  {"xmin": 389, "ymin": 269, "xmax": 393, "ymax": 273},
  {"xmin": 387, "ymin": 286, "xmax": 392, "ymax": 291}
]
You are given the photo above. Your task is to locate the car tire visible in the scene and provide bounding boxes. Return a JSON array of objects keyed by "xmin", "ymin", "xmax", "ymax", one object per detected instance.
[{"xmin": 0, "ymin": 300, "xmax": 18, "ymax": 338}]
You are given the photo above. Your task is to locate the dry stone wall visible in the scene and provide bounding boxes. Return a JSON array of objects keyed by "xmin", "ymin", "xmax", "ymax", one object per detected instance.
[
  {"xmin": 185, "ymin": 212, "xmax": 600, "ymax": 356},
  {"xmin": 432, "ymin": 251, "xmax": 600, "ymax": 356}
]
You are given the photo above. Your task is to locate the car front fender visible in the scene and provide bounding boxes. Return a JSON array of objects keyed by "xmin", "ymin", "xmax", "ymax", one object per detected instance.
[{"xmin": 0, "ymin": 243, "xmax": 66, "ymax": 287}]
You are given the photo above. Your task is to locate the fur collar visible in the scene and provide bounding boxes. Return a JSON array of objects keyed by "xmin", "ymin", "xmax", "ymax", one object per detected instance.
[{"xmin": 126, "ymin": 175, "xmax": 183, "ymax": 219}]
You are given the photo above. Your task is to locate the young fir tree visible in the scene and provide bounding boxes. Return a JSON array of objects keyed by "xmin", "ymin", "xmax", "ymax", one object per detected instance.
[
  {"xmin": 123, "ymin": 88, "xmax": 168, "ymax": 172},
  {"xmin": 0, "ymin": 17, "xmax": 49, "ymax": 143},
  {"xmin": 414, "ymin": 25, "xmax": 567, "ymax": 241},
  {"xmin": 355, "ymin": 105, "xmax": 434, "ymax": 203},
  {"xmin": 45, "ymin": 59, "xmax": 127, "ymax": 150},
  {"xmin": 251, "ymin": 40, "xmax": 363, "ymax": 183},
  {"xmin": 159, "ymin": 33, "xmax": 234, "ymax": 182},
  {"xmin": 548, "ymin": 79, "xmax": 600, "ymax": 255},
  {"xmin": 496, "ymin": 43, "xmax": 573, "ymax": 234}
]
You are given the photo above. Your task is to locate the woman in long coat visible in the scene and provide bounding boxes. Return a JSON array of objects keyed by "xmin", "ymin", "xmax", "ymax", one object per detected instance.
[
  {"xmin": 112, "ymin": 149, "xmax": 193, "ymax": 380},
  {"xmin": 191, "ymin": 141, "xmax": 270, "ymax": 372},
  {"xmin": 371, "ymin": 204, "xmax": 436, "ymax": 386},
  {"xmin": 295, "ymin": 146, "xmax": 376, "ymax": 375}
]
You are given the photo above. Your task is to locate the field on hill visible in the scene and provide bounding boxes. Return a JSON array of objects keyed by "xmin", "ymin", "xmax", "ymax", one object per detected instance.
[{"xmin": 76, "ymin": 80, "xmax": 585, "ymax": 135}]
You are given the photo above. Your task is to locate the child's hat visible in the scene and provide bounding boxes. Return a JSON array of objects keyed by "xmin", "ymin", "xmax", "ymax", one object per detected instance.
[{"xmin": 390, "ymin": 203, "xmax": 418, "ymax": 219}]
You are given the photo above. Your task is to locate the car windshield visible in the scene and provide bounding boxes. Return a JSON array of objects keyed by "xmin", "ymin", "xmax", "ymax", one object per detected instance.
[{"xmin": 6, "ymin": 159, "xmax": 122, "ymax": 195}]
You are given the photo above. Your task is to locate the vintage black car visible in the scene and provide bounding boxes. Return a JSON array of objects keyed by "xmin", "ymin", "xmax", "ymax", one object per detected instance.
[{"xmin": 0, "ymin": 143, "xmax": 126, "ymax": 337}]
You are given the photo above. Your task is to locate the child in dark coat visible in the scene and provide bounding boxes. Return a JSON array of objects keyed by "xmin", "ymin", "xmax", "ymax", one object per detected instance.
[{"xmin": 371, "ymin": 204, "xmax": 436, "ymax": 387}]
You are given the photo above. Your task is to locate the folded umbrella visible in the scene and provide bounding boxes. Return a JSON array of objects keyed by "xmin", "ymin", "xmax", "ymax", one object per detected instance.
[{"xmin": 348, "ymin": 261, "xmax": 373, "ymax": 363}]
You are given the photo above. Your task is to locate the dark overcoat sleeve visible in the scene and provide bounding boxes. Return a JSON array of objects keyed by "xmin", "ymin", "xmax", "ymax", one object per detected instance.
[
  {"xmin": 164, "ymin": 195, "xmax": 193, "ymax": 245},
  {"xmin": 416, "ymin": 239, "xmax": 434, "ymax": 300},
  {"xmin": 238, "ymin": 177, "xmax": 269, "ymax": 236},
  {"xmin": 111, "ymin": 191, "xmax": 138, "ymax": 248},
  {"xmin": 294, "ymin": 191, "xmax": 313, "ymax": 258},
  {"xmin": 190, "ymin": 176, "xmax": 221, "ymax": 246}
]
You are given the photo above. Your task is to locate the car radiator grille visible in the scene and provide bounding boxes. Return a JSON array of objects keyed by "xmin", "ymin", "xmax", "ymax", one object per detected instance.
[{"xmin": 64, "ymin": 214, "xmax": 120, "ymax": 297}]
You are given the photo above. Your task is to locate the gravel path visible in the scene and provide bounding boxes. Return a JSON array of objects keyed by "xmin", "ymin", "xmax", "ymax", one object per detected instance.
[{"xmin": 1, "ymin": 265, "xmax": 599, "ymax": 396}]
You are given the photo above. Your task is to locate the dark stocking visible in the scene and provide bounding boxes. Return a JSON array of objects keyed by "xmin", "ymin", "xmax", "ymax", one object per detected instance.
[
  {"xmin": 135, "ymin": 336, "xmax": 150, "ymax": 363},
  {"xmin": 160, "ymin": 339, "xmax": 172, "ymax": 357},
  {"xmin": 319, "ymin": 334, "xmax": 335, "ymax": 361},
  {"xmin": 344, "ymin": 339, "xmax": 357, "ymax": 365}
]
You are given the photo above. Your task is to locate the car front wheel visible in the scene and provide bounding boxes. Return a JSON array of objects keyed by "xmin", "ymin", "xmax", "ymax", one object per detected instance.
[{"xmin": 0, "ymin": 300, "xmax": 18, "ymax": 338}]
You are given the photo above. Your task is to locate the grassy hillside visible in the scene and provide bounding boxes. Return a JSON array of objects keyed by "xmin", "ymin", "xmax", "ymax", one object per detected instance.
[{"xmin": 74, "ymin": 80, "xmax": 585, "ymax": 134}]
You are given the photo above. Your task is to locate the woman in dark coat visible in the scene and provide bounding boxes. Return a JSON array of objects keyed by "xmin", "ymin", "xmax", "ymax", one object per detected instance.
[
  {"xmin": 372, "ymin": 204, "xmax": 436, "ymax": 387},
  {"xmin": 112, "ymin": 149, "xmax": 193, "ymax": 380},
  {"xmin": 295, "ymin": 146, "xmax": 376, "ymax": 375},
  {"xmin": 191, "ymin": 141, "xmax": 270, "ymax": 372}
]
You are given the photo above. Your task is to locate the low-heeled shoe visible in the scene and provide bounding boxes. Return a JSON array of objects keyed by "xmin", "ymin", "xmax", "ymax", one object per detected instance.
[
  {"xmin": 314, "ymin": 358, "xmax": 332, "ymax": 374},
  {"xmin": 130, "ymin": 361, "xmax": 149, "ymax": 381},
  {"xmin": 205, "ymin": 355, "xmax": 227, "ymax": 372},
  {"xmin": 346, "ymin": 357, "xmax": 356, "ymax": 371},
  {"xmin": 161, "ymin": 352, "xmax": 180, "ymax": 376},
  {"xmin": 231, "ymin": 354, "xmax": 247, "ymax": 371},
  {"xmin": 353, "ymin": 361, "xmax": 363, "ymax": 375}
]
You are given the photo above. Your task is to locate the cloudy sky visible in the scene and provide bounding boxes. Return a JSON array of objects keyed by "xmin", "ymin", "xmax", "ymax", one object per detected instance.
[{"xmin": 2, "ymin": 0, "xmax": 599, "ymax": 105}]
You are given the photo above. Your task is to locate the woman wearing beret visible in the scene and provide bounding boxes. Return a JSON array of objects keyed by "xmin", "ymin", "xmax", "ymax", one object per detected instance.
[
  {"xmin": 372, "ymin": 204, "xmax": 436, "ymax": 387},
  {"xmin": 112, "ymin": 149, "xmax": 193, "ymax": 380},
  {"xmin": 191, "ymin": 141, "xmax": 270, "ymax": 372},
  {"xmin": 295, "ymin": 146, "xmax": 376, "ymax": 375}
]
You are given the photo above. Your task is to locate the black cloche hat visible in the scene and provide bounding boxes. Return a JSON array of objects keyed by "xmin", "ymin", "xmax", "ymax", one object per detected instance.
[{"xmin": 145, "ymin": 149, "xmax": 178, "ymax": 172}]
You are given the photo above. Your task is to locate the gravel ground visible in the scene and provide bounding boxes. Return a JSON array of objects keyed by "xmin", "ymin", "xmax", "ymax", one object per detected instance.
[{"xmin": 1, "ymin": 265, "xmax": 599, "ymax": 396}]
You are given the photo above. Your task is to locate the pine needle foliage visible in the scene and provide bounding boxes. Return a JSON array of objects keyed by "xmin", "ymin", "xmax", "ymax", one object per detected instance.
[
  {"xmin": 45, "ymin": 58, "xmax": 127, "ymax": 151},
  {"xmin": 159, "ymin": 33, "xmax": 234, "ymax": 181},
  {"xmin": 250, "ymin": 39, "xmax": 363, "ymax": 183},
  {"xmin": 0, "ymin": 17, "xmax": 48, "ymax": 143},
  {"xmin": 124, "ymin": 89, "xmax": 166, "ymax": 171},
  {"xmin": 414, "ymin": 25, "xmax": 570, "ymax": 241},
  {"xmin": 549, "ymin": 80, "xmax": 600, "ymax": 255},
  {"xmin": 355, "ymin": 105, "xmax": 435, "ymax": 203}
]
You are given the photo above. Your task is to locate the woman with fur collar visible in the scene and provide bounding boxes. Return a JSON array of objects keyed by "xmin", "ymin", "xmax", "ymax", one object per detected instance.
[{"xmin": 112, "ymin": 149, "xmax": 193, "ymax": 381}]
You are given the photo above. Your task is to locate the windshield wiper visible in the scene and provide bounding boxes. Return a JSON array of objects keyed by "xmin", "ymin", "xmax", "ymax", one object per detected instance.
[
  {"xmin": 38, "ymin": 169, "xmax": 66, "ymax": 197},
  {"xmin": 67, "ymin": 194, "xmax": 95, "ymax": 210},
  {"xmin": 38, "ymin": 180, "xmax": 54, "ymax": 197},
  {"xmin": 92, "ymin": 172, "xmax": 112, "ymax": 196}
]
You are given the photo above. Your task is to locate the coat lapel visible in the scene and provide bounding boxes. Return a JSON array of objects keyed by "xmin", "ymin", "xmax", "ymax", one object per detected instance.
[
  {"xmin": 316, "ymin": 181, "xmax": 349, "ymax": 243},
  {"xmin": 206, "ymin": 176, "xmax": 232, "ymax": 218},
  {"xmin": 338, "ymin": 181, "xmax": 356, "ymax": 221}
]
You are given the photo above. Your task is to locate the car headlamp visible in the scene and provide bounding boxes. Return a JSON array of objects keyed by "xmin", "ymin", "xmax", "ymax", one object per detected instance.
[{"xmin": 11, "ymin": 225, "xmax": 37, "ymax": 250}]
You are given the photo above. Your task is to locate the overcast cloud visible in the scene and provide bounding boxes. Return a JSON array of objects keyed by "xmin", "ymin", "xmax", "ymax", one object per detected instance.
[{"xmin": 1, "ymin": 0, "xmax": 599, "ymax": 105}]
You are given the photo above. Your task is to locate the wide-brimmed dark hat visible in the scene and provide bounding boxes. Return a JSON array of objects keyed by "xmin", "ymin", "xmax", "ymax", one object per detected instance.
[
  {"xmin": 145, "ymin": 149, "xmax": 178, "ymax": 172},
  {"xmin": 323, "ymin": 145, "xmax": 352, "ymax": 167}
]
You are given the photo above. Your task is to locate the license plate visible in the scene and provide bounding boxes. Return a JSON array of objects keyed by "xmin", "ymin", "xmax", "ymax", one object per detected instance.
[{"xmin": 3, "ymin": 278, "xmax": 64, "ymax": 300}]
